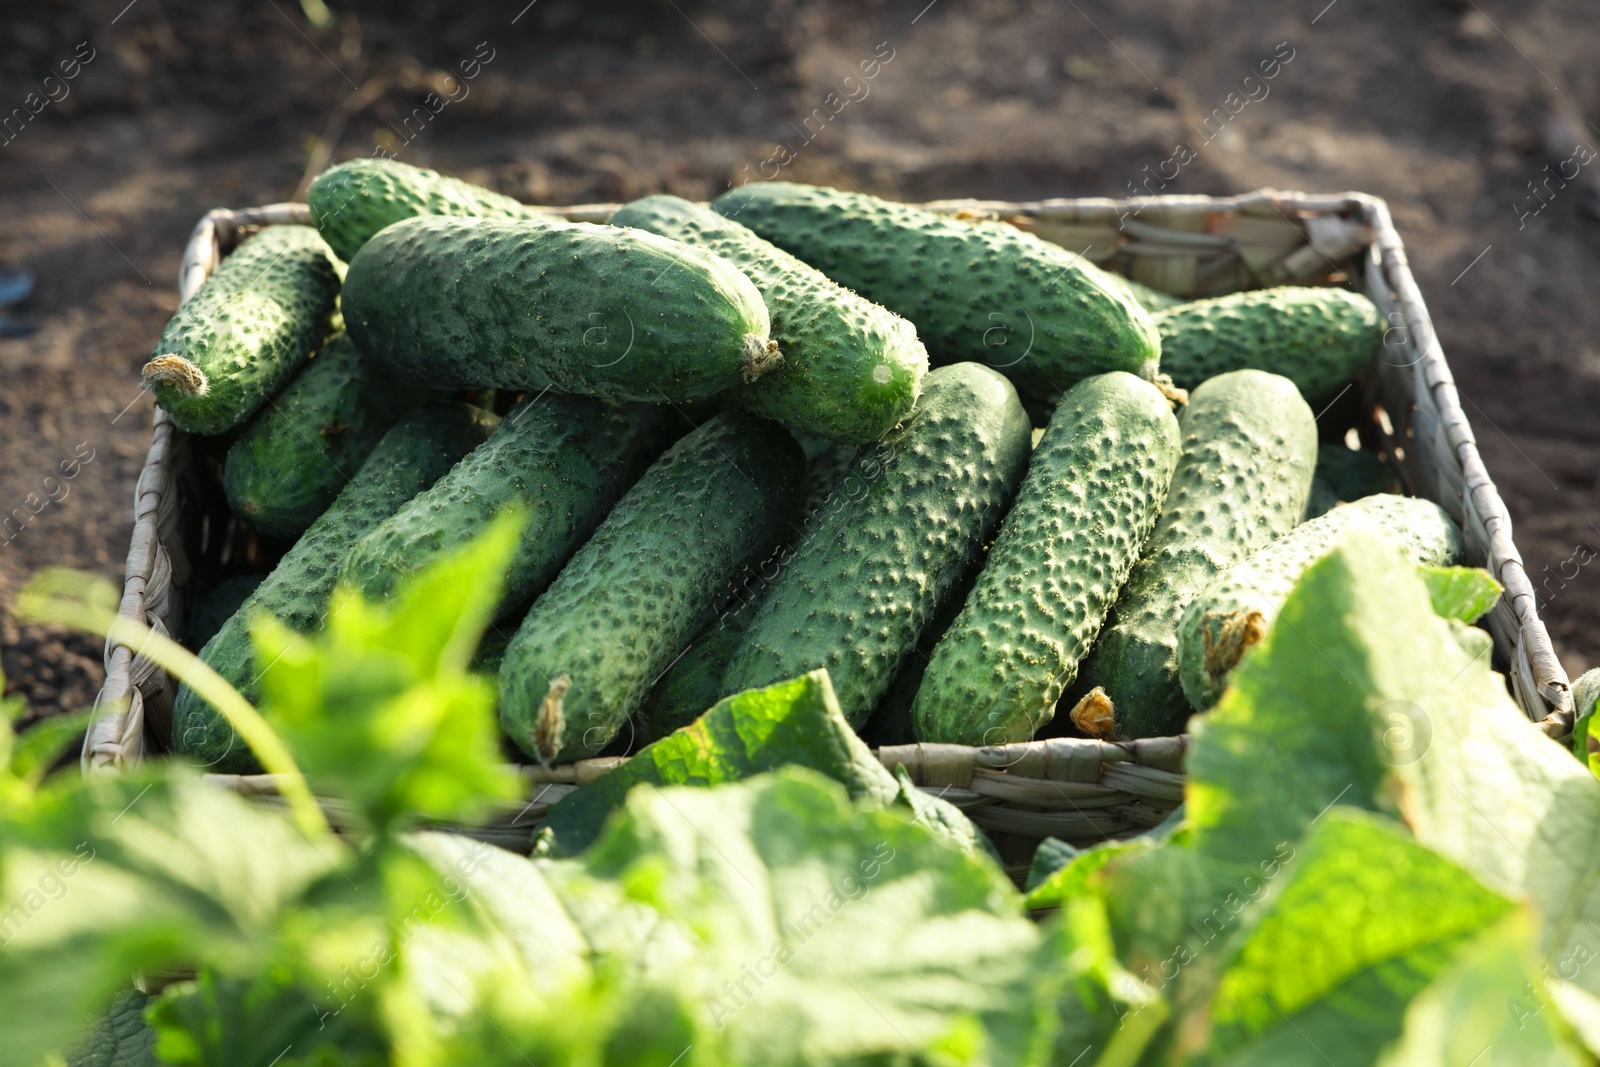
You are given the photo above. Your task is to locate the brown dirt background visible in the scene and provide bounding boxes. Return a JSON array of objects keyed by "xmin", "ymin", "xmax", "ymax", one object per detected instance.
[{"xmin": 2, "ymin": 0, "xmax": 1599, "ymax": 722}]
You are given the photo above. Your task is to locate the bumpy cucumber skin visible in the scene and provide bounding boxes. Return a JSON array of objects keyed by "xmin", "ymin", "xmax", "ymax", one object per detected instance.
[
  {"xmin": 721, "ymin": 363, "xmax": 1034, "ymax": 728},
  {"xmin": 1069, "ymin": 370, "xmax": 1317, "ymax": 738},
  {"xmin": 911, "ymin": 372, "xmax": 1180, "ymax": 745},
  {"xmin": 185, "ymin": 575, "xmax": 265, "ymax": 651},
  {"xmin": 147, "ymin": 226, "xmax": 342, "ymax": 435},
  {"xmin": 634, "ymin": 439, "xmax": 861, "ymax": 741},
  {"xmin": 308, "ymin": 158, "xmax": 544, "ymax": 262},
  {"xmin": 609, "ymin": 194, "xmax": 928, "ymax": 444},
  {"xmin": 1177, "ymin": 493, "xmax": 1464, "ymax": 710},
  {"xmin": 222, "ymin": 333, "xmax": 421, "ymax": 539},
  {"xmin": 710, "ymin": 182, "xmax": 1160, "ymax": 402},
  {"xmin": 343, "ymin": 394, "xmax": 674, "ymax": 616},
  {"xmin": 498, "ymin": 413, "xmax": 805, "ymax": 763},
  {"xmin": 634, "ymin": 603, "xmax": 756, "ymax": 745},
  {"xmin": 172, "ymin": 403, "xmax": 496, "ymax": 772},
  {"xmin": 342, "ymin": 216, "xmax": 773, "ymax": 402},
  {"xmin": 1316, "ymin": 442, "xmax": 1402, "ymax": 502},
  {"xmin": 1153, "ymin": 286, "xmax": 1382, "ymax": 400}
]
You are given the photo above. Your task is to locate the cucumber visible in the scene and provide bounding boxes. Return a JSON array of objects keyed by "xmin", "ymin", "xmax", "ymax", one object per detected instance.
[
  {"xmin": 609, "ymin": 194, "xmax": 928, "ymax": 443},
  {"xmin": 710, "ymin": 182, "xmax": 1159, "ymax": 402},
  {"xmin": 1315, "ymin": 442, "xmax": 1403, "ymax": 502},
  {"xmin": 143, "ymin": 226, "xmax": 342, "ymax": 435},
  {"xmin": 343, "ymin": 393, "xmax": 674, "ymax": 616},
  {"xmin": 861, "ymin": 540, "xmax": 987, "ymax": 749},
  {"xmin": 308, "ymin": 158, "xmax": 547, "ymax": 262},
  {"xmin": 634, "ymin": 594, "xmax": 759, "ymax": 745},
  {"xmin": 1067, "ymin": 370, "xmax": 1317, "ymax": 738},
  {"xmin": 172, "ymin": 402, "xmax": 496, "ymax": 772},
  {"xmin": 634, "ymin": 440, "xmax": 861, "ymax": 742},
  {"xmin": 911, "ymin": 372, "xmax": 1180, "ymax": 745},
  {"xmin": 1177, "ymin": 493, "xmax": 1464, "ymax": 710},
  {"xmin": 342, "ymin": 216, "xmax": 776, "ymax": 402},
  {"xmin": 720, "ymin": 363, "xmax": 1033, "ymax": 727},
  {"xmin": 1153, "ymin": 286, "xmax": 1382, "ymax": 400},
  {"xmin": 185, "ymin": 575, "xmax": 265, "ymax": 651},
  {"xmin": 1303, "ymin": 478, "xmax": 1340, "ymax": 521},
  {"xmin": 498, "ymin": 413, "xmax": 805, "ymax": 762},
  {"xmin": 222, "ymin": 333, "xmax": 422, "ymax": 539}
]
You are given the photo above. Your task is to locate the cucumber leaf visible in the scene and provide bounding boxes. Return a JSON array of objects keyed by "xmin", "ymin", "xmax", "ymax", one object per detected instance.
[
  {"xmin": 253, "ymin": 509, "xmax": 525, "ymax": 836},
  {"xmin": 535, "ymin": 669, "xmax": 990, "ymax": 859},
  {"xmin": 148, "ymin": 969, "xmax": 387, "ymax": 1067},
  {"xmin": 1199, "ymin": 811, "xmax": 1511, "ymax": 1066},
  {"xmin": 7, "ymin": 708, "xmax": 91, "ymax": 788},
  {"xmin": 541, "ymin": 767, "xmax": 1049, "ymax": 1067},
  {"xmin": 66, "ymin": 989, "xmax": 157, "ymax": 1067},
  {"xmin": 1036, "ymin": 895, "xmax": 1167, "ymax": 1067},
  {"xmin": 1571, "ymin": 668, "xmax": 1600, "ymax": 765},
  {"xmin": 1417, "ymin": 564, "xmax": 1502, "ymax": 624},
  {"xmin": 1374, "ymin": 913, "xmax": 1590, "ymax": 1067},
  {"xmin": 1031, "ymin": 530, "xmax": 1600, "ymax": 1062},
  {"xmin": 1024, "ymin": 837, "xmax": 1081, "ymax": 893},
  {"xmin": 1201, "ymin": 531, "xmax": 1600, "ymax": 1009},
  {"xmin": 0, "ymin": 772, "xmax": 348, "ymax": 1067}
]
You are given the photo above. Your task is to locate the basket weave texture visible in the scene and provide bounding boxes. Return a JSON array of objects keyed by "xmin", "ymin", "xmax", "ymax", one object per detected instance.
[{"xmin": 85, "ymin": 189, "xmax": 1574, "ymax": 854}]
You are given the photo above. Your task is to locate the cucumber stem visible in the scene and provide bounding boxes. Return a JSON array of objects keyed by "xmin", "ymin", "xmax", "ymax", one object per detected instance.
[
  {"xmin": 741, "ymin": 336, "xmax": 784, "ymax": 383},
  {"xmin": 1068, "ymin": 686, "xmax": 1119, "ymax": 740},
  {"xmin": 532, "ymin": 673, "xmax": 572, "ymax": 762},
  {"xmin": 142, "ymin": 354, "xmax": 211, "ymax": 396}
]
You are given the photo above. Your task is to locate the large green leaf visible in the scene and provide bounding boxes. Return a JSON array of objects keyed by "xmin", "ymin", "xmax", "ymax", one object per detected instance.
[
  {"xmin": 536, "ymin": 669, "xmax": 990, "ymax": 859},
  {"xmin": 1184, "ymin": 529, "xmax": 1600, "ymax": 1007},
  {"xmin": 253, "ymin": 510, "xmax": 525, "ymax": 836},
  {"xmin": 1030, "ymin": 531, "xmax": 1597, "ymax": 1063},
  {"xmin": 544, "ymin": 768, "xmax": 1050, "ymax": 1066},
  {"xmin": 1374, "ymin": 913, "xmax": 1589, "ymax": 1067},
  {"xmin": 0, "ymin": 772, "xmax": 345, "ymax": 1067},
  {"xmin": 1035, "ymin": 896, "xmax": 1167, "ymax": 1067},
  {"xmin": 1200, "ymin": 811, "xmax": 1511, "ymax": 1066}
]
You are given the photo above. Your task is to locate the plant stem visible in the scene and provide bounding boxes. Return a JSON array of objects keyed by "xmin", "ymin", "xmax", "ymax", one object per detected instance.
[{"xmin": 106, "ymin": 616, "xmax": 331, "ymax": 839}]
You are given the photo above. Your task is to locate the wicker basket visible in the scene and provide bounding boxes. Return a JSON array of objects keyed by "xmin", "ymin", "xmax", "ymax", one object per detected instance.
[{"xmin": 84, "ymin": 189, "xmax": 1575, "ymax": 871}]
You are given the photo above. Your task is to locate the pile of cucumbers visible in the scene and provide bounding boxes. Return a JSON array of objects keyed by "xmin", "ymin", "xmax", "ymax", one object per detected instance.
[{"xmin": 149, "ymin": 159, "xmax": 1463, "ymax": 773}]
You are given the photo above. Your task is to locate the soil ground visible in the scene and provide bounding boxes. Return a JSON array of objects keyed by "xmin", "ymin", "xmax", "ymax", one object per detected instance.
[{"xmin": 3, "ymin": 0, "xmax": 1599, "ymax": 722}]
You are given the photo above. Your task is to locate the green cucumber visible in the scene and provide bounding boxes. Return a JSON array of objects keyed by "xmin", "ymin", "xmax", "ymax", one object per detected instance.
[
  {"xmin": 1068, "ymin": 370, "xmax": 1317, "ymax": 738},
  {"xmin": 498, "ymin": 413, "xmax": 804, "ymax": 762},
  {"xmin": 634, "ymin": 440, "xmax": 862, "ymax": 743},
  {"xmin": 172, "ymin": 402, "xmax": 496, "ymax": 772},
  {"xmin": 1315, "ymin": 442, "xmax": 1403, "ymax": 502},
  {"xmin": 609, "ymin": 194, "xmax": 928, "ymax": 443},
  {"xmin": 1304, "ymin": 478, "xmax": 1339, "ymax": 521},
  {"xmin": 143, "ymin": 226, "xmax": 342, "ymax": 435},
  {"xmin": 342, "ymin": 216, "xmax": 776, "ymax": 402},
  {"xmin": 1153, "ymin": 286, "xmax": 1383, "ymax": 400},
  {"xmin": 1177, "ymin": 493, "xmax": 1464, "ymax": 710},
  {"xmin": 185, "ymin": 575, "xmax": 265, "ymax": 651},
  {"xmin": 710, "ymin": 182, "xmax": 1159, "ymax": 402},
  {"xmin": 911, "ymin": 372, "xmax": 1181, "ymax": 745},
  {"xmin": 634, "ymin": 591, "xmax": 759, "ymax": 746},
  {"xmin": 343, "ymin": 393, "xmax": 674, "ymax": 616},
  {"xmin": 859, "ymin": 536, "xmax": 988, "ymax": 749},
  {"xmin": 308, "ymin": 158, "xmax": 548, "ymax": 262},
  {"xmin": 720, "ymin": 363, "xmax": 1033, "ymax": 727},
  {"xmin": 222, "ymin": 333, "xmax": 422, "ymax": 539}
]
